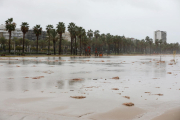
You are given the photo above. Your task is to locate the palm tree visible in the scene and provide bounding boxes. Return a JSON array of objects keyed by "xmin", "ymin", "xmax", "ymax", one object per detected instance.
[
  {"xmin": 94, "ymin": 30, "xmax": 100, "ymax": 41},
  {"xmin": 21, "ymin": 22, "xmax": 29, "ymax": 53},
  {"xmin": 87, "ymin": 29, "xmax": 93, "ymax": 40},
  {"xmin": 149, "ymin": 39, "xmax": 153, "ymax": 54},
  {"xmin": 77, "ymin": 27, "xmax": 86, "ymax": 56},
  {"xmin": 50, "ymin": 29, "xmax": 57, "ymax": 55},
  {"xmin": 56, "ymin": 22, "xmax": 66, "ymax": 55},
  {"xmin": 5, "ymin": 18, "xmax": 16, "ymax": 53},
  {"xmin": 106, "ymin": 33, "xmax": 112, "ymax": 55},
  {"xmin": 46, "ymin": 25, "xmax": 53, "ymax": 54},
  {"xmin": 159, "ymin": 39, "xmax": 162, "ymax": 54},
  {"xmin": 33, "ymin": 25, "xmax": 42, "ymax": 53},
  {"xmin": 73, "ymin": 26, "xmax": 79, "ymax": 55},
  {"xmin": 68, "ymin": 22, "xmax": 75, "ymax": 55}
]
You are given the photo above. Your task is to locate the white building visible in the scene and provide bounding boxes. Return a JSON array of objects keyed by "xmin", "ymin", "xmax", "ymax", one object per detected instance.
[
  {"xmin": 0, "ymin": 24, "xmax": 23, "ymax": 39},
  {"xmin": 62, "ymin": 31, "xmax": 71, "ymax": 42},
  {"xmin": 154, "ymin": 30, "xmax": 167, "ymax": 43}
]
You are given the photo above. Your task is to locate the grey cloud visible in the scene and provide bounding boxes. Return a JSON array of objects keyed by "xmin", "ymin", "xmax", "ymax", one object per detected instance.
[{"xmin": 0, "ymin": 0, "xmax": 179, "ymax": 43}]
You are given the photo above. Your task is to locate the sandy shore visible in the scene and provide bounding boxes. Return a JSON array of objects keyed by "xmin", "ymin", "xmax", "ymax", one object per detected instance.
[
  {"xmin": 152, "ymin": 107, "xmax": 180, "ymax": 120},
  {"xmin": 89, "ymin": 107, "xmax": 145, "ymax": 120}
]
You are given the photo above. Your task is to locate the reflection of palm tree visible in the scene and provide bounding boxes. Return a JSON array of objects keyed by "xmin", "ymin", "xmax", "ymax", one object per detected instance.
[{"xmin": 5, "ymin": 18, "xmax": 16, "ymax": 53}]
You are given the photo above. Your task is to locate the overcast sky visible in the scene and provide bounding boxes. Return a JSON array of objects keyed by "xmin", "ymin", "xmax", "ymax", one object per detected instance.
[{"xmin": 0, "ymin": 0, "xmax": 180, "ymax": 43}]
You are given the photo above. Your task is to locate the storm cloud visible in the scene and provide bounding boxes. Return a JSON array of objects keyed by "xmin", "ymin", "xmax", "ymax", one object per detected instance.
[{"xmin": 0, "ymin": 0, "xmax": 179, "ymax": 43}]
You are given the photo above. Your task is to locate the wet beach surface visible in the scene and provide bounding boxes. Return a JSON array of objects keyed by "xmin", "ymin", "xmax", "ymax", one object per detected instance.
[{"xmin": 0, "ymin": 55, "xmax": 180, "ymax": 120}]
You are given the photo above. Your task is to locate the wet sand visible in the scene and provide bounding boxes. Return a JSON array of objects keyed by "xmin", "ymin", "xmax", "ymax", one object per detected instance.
[
  {"xmin": 0, "ymin": 55, "xmax": 180, "ymax": 120},
  {"xmin": 152, "ymin": 107, "xmax": 180, "ymax": 120},
  {"xmin": 89, "ymin": 107, "xmax": 145, "ymax": 120}
]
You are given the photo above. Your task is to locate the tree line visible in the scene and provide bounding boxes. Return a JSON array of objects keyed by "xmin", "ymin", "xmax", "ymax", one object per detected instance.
[{"xmin": 0, "ymin": 18, "xmax": 179, "ymax": 55}]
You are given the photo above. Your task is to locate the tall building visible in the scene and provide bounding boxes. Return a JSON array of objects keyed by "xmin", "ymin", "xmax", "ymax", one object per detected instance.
[
  {"xmin": 154, "ymin": 30, "xmax": 167, "ymax": 43},
  {"xmin": 0, "ymin": 24, "xmax": 23, "ymax": 39},
  {"xmin": 25, "ymin": 30, "xmax": 47, "ymax": 40}
]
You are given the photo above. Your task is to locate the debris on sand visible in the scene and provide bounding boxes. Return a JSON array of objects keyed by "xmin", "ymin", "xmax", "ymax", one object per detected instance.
[
  {"xmin": 145, "ymin": 92, "xmax": 151, "ymax": 93},
  {"xmin": 167, "ymin": 72, "xmax": 172, "ymax": 74},
  {"xmin": 123, "ymin": 96, "xmax": 130, "ymax": 99},
  {"xmin": 154, "ymin": 94, "xmax": 163, "ymax": 96},
  {"xmin": 160, "ymin": 61, "xmax": 165, "ymax": 63},
  {"xmin": 156, "ymin": 87, "xmax": 160, "ymax": 88},
  {"xmin": 8, "ymin": 78, "xmax": 14, "ymax": 79},
  {"xmin": 101, "ymin": 60, "xmax": 105, "ymax": 62},
  {"xmin": 32, "ymin": 76, "xmax": 44, "ymax": 79},
  {"xmin": 72, "ymin": 78, "xmax": 83, "ymax": 81},
  {"xmin": 16, "ymin": 65, "xmax": 20, "ymax": 67},
  {"xmin": 170, "ymin": 59, "xmax": 175, "ymax": 62},
  {"xmin": 118, "ymin": 93, "xmax": 121, "ymax": 95},
  {"xmin": 123, "ymin": 102, "xmax": 134, "ymax": 106},
  {"xmin": 93, "ymin": 79, "xmax": 97, "ymax": 80},
  {"xmin": 112, "ymin": 88, "xmax": 119, "ymax": 90},
  {"xmin": 25, "ymin": 77, "xmax": 29, "ymax": 78},
  {"xmin": 168, "ymin": 63, "xmax": 173, "ymax": 65},
  {"xmin": 43, "ymin": 70, "xmax": 54, "ymax": 74},
  {"xmin": 112, "ymin": 77, "xmax": 119, "ymax": 79},
  {"xmin": 70, "ymin": 96, "xmax": 86, "ymax": 99}
]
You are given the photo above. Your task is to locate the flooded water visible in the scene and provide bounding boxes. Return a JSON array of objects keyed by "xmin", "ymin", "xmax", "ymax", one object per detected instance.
[{"xmin": 0, "ymin": 55, "xmax": 180, "ymax": 120}]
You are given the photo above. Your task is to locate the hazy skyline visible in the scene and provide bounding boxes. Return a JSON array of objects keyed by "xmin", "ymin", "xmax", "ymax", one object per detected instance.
[{"xmin": 0, "ymin": 0, "xmax": 180, "ymax": 43}]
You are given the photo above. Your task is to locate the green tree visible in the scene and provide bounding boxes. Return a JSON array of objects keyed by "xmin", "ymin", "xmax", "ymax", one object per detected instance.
[
  {"xmin": 50, "ymin": 29, "xmax": 57, "ymax": 55},
  {"xmin": 21, "ymin": 22, "xmax": 29, "ymax": 53},
  {"xmin": 68, "ymin": 22, "xmax": 76, "ymax": 55},
  {"xmin": 46, "ymin": 25, "xmax": 53, "ymax": 54},
  {"xmin": 33, "ymin": 25, "xmax": 42, "ymax": 53},
  {"xmin": 56, "ymin": 22, "xmax": 66, "ymax": 55},
  {"xmin": 0, "ymin": 37, "xmax": 7, "ymax": 51},
  {"xmin": 77, "ymin": 27, "xmax": 86, "ymax": 56},
  {"xmin": 5, "ymin": 18, "xmax": 16, "ymax": 53}
]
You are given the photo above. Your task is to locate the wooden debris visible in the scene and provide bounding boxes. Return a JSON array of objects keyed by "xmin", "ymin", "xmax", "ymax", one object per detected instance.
[
  {"xmin": 123, "ymin": 96, "xmax": 130, "ymax": 99},
  {"xmin": 112, "ymin": 76, "xmax": 119, "ymax": 79},
  {"xmin": 154, "ymin": 94, "xmax": 163, "ymax": 96},
  {"xmin": 72, "ymin": 78, "xmax": 83, "ymax": 81},
  {"xmin": 32, "ymin": 76, "xmax": 44, "ymax": 79},
  {"xmin": 123, "ymin": 102, "xmax": 134, "ymax": 106},
  {"xmin": 112, "ymin": 88, "xmax": 119, "ymax": 90},
  {"xmin": 167, "ymin": 72, "xmax": 172, "ymax": 74},
  {"xmin": 70, "ymin": 96, "xmax": 86, "ymax": 99},
  {"xmin": 145, "ymin": 92, "xmax": 151, "ymax": 93}
]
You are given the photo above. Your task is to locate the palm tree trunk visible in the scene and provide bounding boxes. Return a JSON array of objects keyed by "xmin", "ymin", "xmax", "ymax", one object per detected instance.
[
  {"xmin": 80, "ymin": 37, "xmax": 81, "ymax": 56},
  {"xmin": 59, "ymin": 34, "xmax": 62, "ymax": 55},
  {"xmin": 23, "ymin": 33, "xmax": 25, "ymax": 53},
  {"xmin": 36, "ymin": 36, "xmax": 39, "ymax": 53},
  {"xmin": 53, "ymin": 40, "xmax": 55, "ymax": 55},
  {"xmin": 75, "ymin": 37, "xmax": 77, "ymax": 55},
  {"xmin": 71, "ymin": 37, "xmax": 73, "ymax": 55},
  {"xmin": 9, "ymin": 32, "xmax": 11, "ymax": 53},
  {"xmin": 48, "ymin": 35, "xmax": 50, "ymax": 54}
]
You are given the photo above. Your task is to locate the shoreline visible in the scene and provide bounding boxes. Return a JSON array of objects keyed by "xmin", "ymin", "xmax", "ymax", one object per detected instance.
[
  {"xmin": 152, "ymin": 107, "xmax": 180, "ymax": 120},
  {"xmin": 0, "ymin": 54, "xmax": 178, "ymax": 58}
]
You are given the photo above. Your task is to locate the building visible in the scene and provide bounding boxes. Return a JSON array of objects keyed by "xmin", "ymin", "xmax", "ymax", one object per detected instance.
[
  {"xmin": 25, "ymin": 30, "xmax": 47, "ymax": 40},
  {"xmin": 154, "ymin": 30, "xmax": 167, "ymax": 43},
  {"xmin": 0, "ymin": 24, "xmax": 23, "ymax": 39},
  {"xmin": 62, "ymin": 31, "xmax": 71, "ymax": 42}
]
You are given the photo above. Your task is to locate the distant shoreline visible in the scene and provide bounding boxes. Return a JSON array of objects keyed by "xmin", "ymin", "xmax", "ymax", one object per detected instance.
[{"xmin": 0, "ymin": 54, "xmax": 178, "ymax": 58}]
